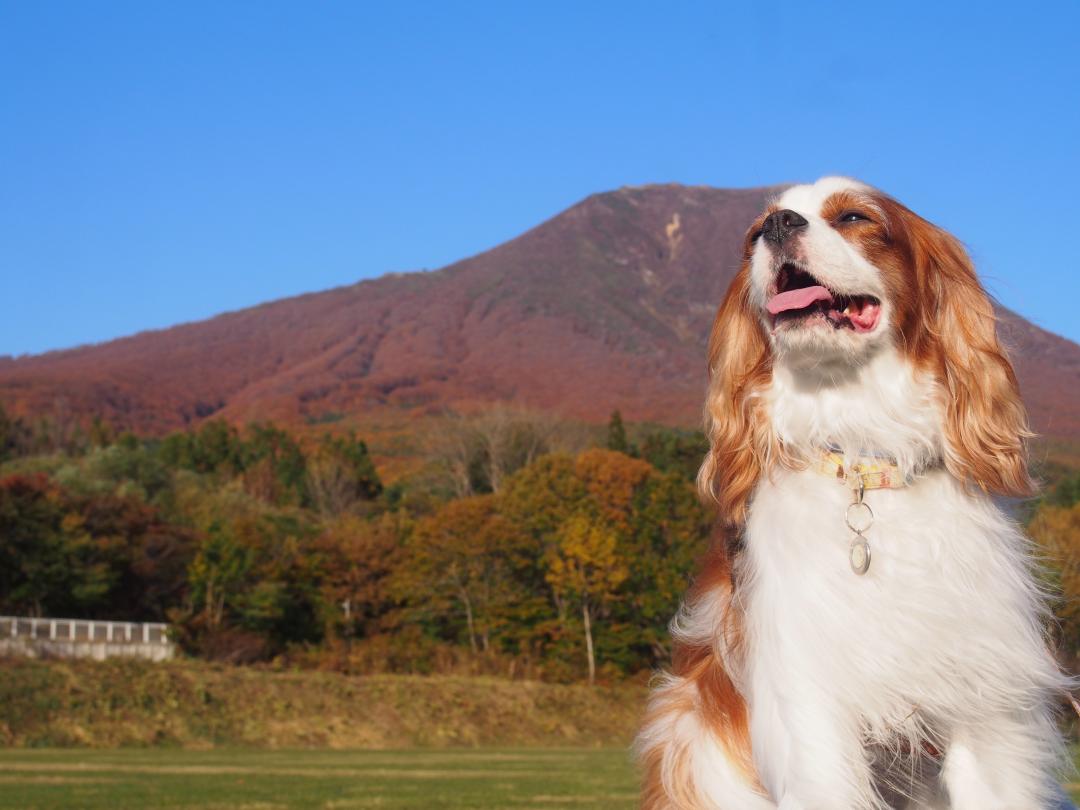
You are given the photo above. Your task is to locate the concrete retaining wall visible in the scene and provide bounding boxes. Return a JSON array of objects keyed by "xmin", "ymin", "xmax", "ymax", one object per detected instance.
[{"xmin": 0, "ymin": 616, "xmax": 175, "ymax": 661}]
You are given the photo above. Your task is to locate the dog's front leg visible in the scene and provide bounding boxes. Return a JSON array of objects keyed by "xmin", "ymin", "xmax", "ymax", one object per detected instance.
[
  {"xmin": 941, "ymin": 717, "xmax": 1061, "ymax": 810},
  {"xmin": 753, "ymin": 688, "xmax": 877, "ymax": 810}
]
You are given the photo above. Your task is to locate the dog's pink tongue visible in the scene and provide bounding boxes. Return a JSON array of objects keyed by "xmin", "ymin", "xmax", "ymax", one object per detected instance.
[{"xmin": 766, "ymin": 285, "xmax": 833, "ymax": 315}]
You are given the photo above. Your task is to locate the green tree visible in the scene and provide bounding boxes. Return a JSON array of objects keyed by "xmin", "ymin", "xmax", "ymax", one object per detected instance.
[
  {"xmin": 0, "ymin": 474, "xmax": 159, "ymax": 617},
  {"xmin": 1047, "ymin": 472, "xmax": 1080, "ymax": 509},
  {"xmin": 240, "ymin": 422, "xmax": 308, "ymax": 505},
  {"xmin": 157, "ymin": 431, "xmax": 198, "ymax": 470},
  {"xmin": 158, "ymin": 420, "xmax": 242, "ymax": 474},
  {"xmin": 306, "ymin": 432, "xmax": 382, "ymax": 517},
  {"xmin": 640, "ymin": 427, "xmax": 709, "ymax": 482},
  {"xmin": 194, "ymin": 420, "xmax": 242, "ymax": 473},
  {"xmin": 63, "ymin": 441, "xmax": 173, "ymax": 504},
  {"xmin": 606, "ymin": 410, "xmax": 629, "ymax": 454},
  {"xmin": 619, "ymin": 469, "xmax": 710, "ymax": 664},
  {"xmin": 186, "ymin": 523, "xmax": 252, "ymax": 629}
]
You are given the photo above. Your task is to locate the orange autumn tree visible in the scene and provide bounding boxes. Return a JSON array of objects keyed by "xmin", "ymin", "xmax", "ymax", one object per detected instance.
[
  {"xmin": 313, "ymin": 511, "xmax": 409, "ymax": 641},
  {"xmin": 399, "ymin": 494, "xmax": 530, "ymax": 655}
]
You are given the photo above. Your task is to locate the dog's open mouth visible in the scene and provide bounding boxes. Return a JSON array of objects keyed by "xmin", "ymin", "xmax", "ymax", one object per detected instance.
[{"xmin": 766, "ymin": 264, "xmax": 881, "ymax": 333}]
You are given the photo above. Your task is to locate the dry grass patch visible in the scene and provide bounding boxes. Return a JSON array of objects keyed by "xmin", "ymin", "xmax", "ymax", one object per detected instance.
[{"xmin": 0, "ymin": 658, "xmax": 644, "ymax": 750}]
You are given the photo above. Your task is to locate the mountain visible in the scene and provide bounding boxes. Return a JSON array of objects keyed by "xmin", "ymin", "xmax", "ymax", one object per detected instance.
[{"xmin": 1, "ymin": 184, "xmax": 1078, "ymax": 448}]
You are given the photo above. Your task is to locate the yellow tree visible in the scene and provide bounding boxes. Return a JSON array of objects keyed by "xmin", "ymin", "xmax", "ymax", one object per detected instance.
[{"xmin": 545, "ymin": 514, "xmax": 630, "ymax": 685}]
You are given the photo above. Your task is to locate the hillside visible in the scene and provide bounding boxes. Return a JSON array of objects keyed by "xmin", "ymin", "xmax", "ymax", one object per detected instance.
[{"xmin": 1, "ymin": 184, "xmax": 1078, "ymax": 444}]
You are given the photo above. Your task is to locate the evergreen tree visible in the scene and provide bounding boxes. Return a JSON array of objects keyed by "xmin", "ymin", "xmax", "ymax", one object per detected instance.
[{"xmin": 606, "ymin": 409, "xmax": 629, "ymax": 454}]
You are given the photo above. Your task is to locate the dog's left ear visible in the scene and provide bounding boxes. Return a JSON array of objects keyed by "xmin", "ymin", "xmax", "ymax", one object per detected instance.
[{"xmin": 898, "ymin": 206, "xmax": 1034, "ymax": 498}]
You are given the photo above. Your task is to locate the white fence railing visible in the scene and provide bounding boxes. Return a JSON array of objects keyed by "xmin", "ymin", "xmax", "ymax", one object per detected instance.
[{"xmin": 0, "ymin": 616, "xmax": 175, "ymax": 661}]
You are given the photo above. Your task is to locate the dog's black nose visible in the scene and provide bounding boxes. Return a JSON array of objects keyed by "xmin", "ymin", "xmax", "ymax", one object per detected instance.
[{"xmin": 761, "ymin": 209, "xmax": 808, "ymax": 245}]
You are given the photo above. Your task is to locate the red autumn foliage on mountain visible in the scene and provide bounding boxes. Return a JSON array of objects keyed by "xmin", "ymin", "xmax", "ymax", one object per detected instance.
[{"xmin": 1, "ymin": 184, "xmax": 1077, "ymax": 444}]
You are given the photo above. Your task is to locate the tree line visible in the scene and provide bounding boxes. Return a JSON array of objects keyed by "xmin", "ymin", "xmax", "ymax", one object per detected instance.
[
  {"xmin": 0, "ymin": 405, "xmax": 712, "ymax": 682},
  {"xmin": 1, "ymin": 403, "xmax": 1077, "ymax": 682}
]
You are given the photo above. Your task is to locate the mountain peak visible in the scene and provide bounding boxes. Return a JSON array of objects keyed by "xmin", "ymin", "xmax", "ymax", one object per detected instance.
[{"xmin": 0, "ymin": 185, "xmax": 1076, "ymax": 446}]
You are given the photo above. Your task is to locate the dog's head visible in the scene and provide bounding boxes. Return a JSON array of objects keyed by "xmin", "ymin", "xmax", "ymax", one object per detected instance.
[
  {"xmin": 748, "ymin": 177, "xmax": 890, "ymax": 365},
  {"xmin": 699, "ymin": 177, "xmax": 1032, "ymax": 525}
]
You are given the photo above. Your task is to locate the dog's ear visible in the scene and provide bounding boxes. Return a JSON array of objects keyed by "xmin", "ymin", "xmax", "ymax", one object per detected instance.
[
  {"xmin": 898, "ymin": 207, "xmax": 1034, "ymax": 497},
  {"xmin": 697, "ymin": 263, "xmax": 775, "ymax": 527}
]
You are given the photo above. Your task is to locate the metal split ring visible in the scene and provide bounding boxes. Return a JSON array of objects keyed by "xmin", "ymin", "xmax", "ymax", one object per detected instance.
[{"xmin": 845, "ymin": 501, "xmax": 874, "ymax": 535}]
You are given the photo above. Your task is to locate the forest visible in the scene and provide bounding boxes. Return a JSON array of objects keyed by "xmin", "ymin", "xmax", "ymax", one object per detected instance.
[{"xmin": 1, "ymin": 404, "xmax": 1077, "ymax": 684}]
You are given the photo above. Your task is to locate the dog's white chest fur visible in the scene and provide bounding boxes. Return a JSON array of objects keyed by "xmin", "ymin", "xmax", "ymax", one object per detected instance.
[
  {"xmin": 732, "ymin": 348, "xmax": 1065, "ymax": 807},
  {"xmin": 745, "ymin": 469, "xmax": 1047, "ymax": 751}
]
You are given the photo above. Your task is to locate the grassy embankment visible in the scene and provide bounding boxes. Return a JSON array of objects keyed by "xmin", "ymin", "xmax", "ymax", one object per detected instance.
[{"xmin": 0, "ymin": 658, "xmax": 644, "ymax": 749}]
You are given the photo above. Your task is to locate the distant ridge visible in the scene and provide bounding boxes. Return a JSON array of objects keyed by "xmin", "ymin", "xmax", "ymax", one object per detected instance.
[{"xmin": 1, "ymin": 183, "xmax": 1078, "ymax": 445}]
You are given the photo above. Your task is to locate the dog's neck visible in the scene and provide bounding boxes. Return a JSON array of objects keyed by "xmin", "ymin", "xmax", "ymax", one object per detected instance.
[{"xmin": 766, "ymin": 343, "xmax": 943, "ymax": 482}]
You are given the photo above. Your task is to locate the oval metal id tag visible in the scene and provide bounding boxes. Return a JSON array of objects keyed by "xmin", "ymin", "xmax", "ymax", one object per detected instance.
[{"xmin": 849, "ymin": 536, "xmax": 871, "ymax": 575}]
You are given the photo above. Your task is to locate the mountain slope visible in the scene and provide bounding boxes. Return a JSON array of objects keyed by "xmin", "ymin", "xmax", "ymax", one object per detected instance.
[{"xmin": 1, "ymin": 184, "xmax": 1077, "ymax": 444}]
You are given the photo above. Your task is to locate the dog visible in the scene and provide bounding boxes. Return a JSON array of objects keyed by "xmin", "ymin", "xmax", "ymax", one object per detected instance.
[{"xmin": 636, "ymin": 177, "xmax": 1071, "ymax": 809}]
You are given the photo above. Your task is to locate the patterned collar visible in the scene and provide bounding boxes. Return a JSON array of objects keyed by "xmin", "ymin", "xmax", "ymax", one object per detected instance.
[{"xmin": 813, "ymin": 445, "xmax": 911, "ymax": 491}]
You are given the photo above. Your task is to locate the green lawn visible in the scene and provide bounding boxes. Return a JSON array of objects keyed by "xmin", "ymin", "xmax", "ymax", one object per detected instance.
[
  {"xmin": 0, "ymin": 748, "xmax": 638, "ymax": 810},
  {"xmin": 0, "ymin": 747, "xmax": 1075, "ymax": 809}
]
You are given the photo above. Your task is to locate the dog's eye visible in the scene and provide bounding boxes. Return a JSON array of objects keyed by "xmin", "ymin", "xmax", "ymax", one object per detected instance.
[{"xmin": 837, "ymin": 211, "xmax": 870, "ymax": 224}]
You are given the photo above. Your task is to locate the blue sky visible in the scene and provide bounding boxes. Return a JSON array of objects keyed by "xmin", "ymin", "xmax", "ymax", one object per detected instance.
[{"xmin": 2, "ymin": 1, "xmax": 1078, "ymax": 356}]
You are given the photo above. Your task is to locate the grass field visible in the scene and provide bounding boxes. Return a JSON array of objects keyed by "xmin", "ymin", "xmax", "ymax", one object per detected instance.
[
  {"xmin": 0, "ymin": 748, "xmax": 638, "ymax": 810},
  {"xmin": 0, "ymin": 747, "xmax": 1077, "ymax": 809}
]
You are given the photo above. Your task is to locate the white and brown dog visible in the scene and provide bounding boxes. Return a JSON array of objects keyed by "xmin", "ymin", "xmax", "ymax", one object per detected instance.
[{"xmin": 637, "ymin": 178, "xmax": 1071, "ymax": 809}]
